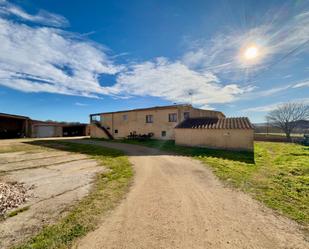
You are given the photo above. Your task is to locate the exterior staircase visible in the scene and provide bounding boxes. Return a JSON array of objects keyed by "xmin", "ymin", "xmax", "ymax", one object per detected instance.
[{"xmin": 93, "ymin": 122, "xmax": 114, "ymax": 139}]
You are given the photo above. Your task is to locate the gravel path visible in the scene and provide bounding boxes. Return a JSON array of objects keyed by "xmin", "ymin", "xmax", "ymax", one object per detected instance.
[{"xmin": 71, "ymin": 140, "xmax": 308, "ymax": 249}]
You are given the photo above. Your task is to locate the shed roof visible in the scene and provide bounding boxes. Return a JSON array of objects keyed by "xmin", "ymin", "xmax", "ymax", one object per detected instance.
[
  {"xmin": 31, "ymin": 120, "xmax": 88, "ymax": 127},
  {"xmin": 176, "ymin": 117, "xmax": 253, "ymax": 129},
  {"xmin": 0, "ymin": 113, "xmax": 30, "ymax": 120}
]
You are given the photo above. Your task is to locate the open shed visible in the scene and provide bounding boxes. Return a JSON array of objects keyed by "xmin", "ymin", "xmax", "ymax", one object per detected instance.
[
  {"xmin": 175, "ymin": 117, "xmax": 254, "ymax": 151},
  {"xmin": 0, "ymin": 113, "xmax": 31, "ymax": 139},
  {"xmin": 62, "ymin": 124, "xmax": 89, "ymax": 137}
]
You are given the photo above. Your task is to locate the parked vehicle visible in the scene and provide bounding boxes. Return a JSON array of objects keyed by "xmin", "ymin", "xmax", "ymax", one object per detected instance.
[{"xmin": 301, "ymin": 134, "xmax": 309, "ymax": 146}]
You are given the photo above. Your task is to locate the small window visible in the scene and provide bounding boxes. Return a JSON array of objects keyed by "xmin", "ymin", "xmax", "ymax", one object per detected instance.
[
  {"xmin": 184, "ymin": 112, "xmax": 190, "ymax": 120},
  {"xmin": 168, "ymin": 113, "xmax": 177, "ymax": 122},
  {"xmin": 114, "ymin": 129, "xmax": 118, "ymax": 134},
  {"xmin": 146, "ymin": 115, "xmax": 153, "ymax": 123},
  {"xmin": 90, "ymin": 114, "xmax": 100, "ymax": 123},
  {"xmin": 161, "ymin": 131, "xmax": 166, "ymax": 137},
  {"xmin": 123, "ymin": 114, "xmax": 128, "ymax": 121}
]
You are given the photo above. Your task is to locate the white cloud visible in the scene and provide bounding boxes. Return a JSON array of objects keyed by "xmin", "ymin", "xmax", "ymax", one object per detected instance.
[
  {"xmin": 75, "ymin": 102, "xmax": 88, "ymax": 106},
  {"xmin": 110, "ymin": 58, "xmax": 251, "ymax": 107},
  {"xmin": 242, "ymin": 103, "xmax": 281, "ymax": 113},
  {"xmin": 292, "ymin": 80, "xmax": 309, "ymax": 88},
  {"xmin": 0, "ymin": 18, "xmax": 121, "ymax": 98},
  {"xmin": 0, "ymin": 1, "xmax": 307, "ymax": 110},
  {"xmin": 241, "ymin": 78, "xmax": 309, "ymax": 100},
  {"xmin": 0, "ymin": 0, "xmax": 68, "ymax": 27},
  {"xmin": 283, "ymin": 74, "xmax": 292, "ymax": 79},
  {"xmin": 0, "ymin": 1, "xmax": 252, "ymax": 108},
  {"xmin": 242, "ymin": 98, "xmax": 309, "ymax": 113},
  {"xmin": 243, "ymin": 84, "xmax": 292, "ymax": 99}
]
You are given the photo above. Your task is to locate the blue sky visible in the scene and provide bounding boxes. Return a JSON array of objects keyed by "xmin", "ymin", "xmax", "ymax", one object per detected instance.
[{"xmin": 0, "ymin": 0, "xmax": 308, "ymax": 123}]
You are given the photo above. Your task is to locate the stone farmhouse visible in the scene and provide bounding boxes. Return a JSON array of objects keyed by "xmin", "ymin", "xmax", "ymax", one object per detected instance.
[{"xmin": 89, "ymin": 104, "xmax": 254, "ymax": 151}]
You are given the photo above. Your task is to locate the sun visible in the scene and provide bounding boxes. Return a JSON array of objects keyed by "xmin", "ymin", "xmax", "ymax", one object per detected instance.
[
  {"xmin": 239, "ymin": 42, "xmax": 266, "ymax": 66},
  {"xmin": 244, "ymin": 46, "xmax": 259, "ymax": 60}
]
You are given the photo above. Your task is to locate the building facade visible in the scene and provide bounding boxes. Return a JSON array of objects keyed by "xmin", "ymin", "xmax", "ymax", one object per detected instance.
[
  {"xmin": 90, "ymin": 104, "xmax": 225, "ymax": 140},
  {"xmin": 175, "ymin": 117, "xmax": 254, "ymax": 151}
]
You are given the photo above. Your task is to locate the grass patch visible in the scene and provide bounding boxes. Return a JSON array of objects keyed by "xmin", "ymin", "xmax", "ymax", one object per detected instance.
[
  {"xmin": 12, "ymin": 140, "xmax": 133, "ymax": 249},
  {"xmin": 110, "ymin": 139, "xmax": 309, "ymax": 224},
  {"xmin": 8, "ymin": 206, "xmax": 30, "ymax": 218},
  {"xmin": 0, "ymin": 143, "xmax": 40, "ymax": 154}
]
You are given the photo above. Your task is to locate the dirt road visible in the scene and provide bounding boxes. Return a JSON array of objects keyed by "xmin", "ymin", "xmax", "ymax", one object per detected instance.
[{"xmin": 72, "ymin": 140, "xmax": 308, "ymax": 249}]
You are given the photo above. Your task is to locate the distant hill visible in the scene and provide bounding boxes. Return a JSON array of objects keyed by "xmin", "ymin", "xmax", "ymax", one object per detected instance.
[
  {"xmin": 254, "ymin": 120, "xmax": 309, "ymax": 134},
  {"xmin": 292, "ymin": 120, "xmax": 309, "ymax": 129}
]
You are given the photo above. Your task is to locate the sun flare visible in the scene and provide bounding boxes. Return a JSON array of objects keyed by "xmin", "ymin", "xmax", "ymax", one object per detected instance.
[{"xmin": 244, "ymin": 46, "xmax": 259, "ymax": 60}]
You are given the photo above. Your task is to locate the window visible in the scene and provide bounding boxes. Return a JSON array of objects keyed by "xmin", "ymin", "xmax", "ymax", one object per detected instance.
[
  {"xmin": 184, "ymin": 112, "xmax": 190, "ymax": 120},
  {"xmin": 161, "ymin": 131, "xmax": 166, "ymax": 137},
  {"xmin": 146, "ymin": 115, "xmax": 153, "ymax": 123},
  {"xmin": 168, "ymin": 113, "xmax": 177, "ymax": 122},
  {"xmin": 114, "ymin": 129, "xmax": 118, "ymax": 134},
  {"xmin": 123, "ymin": 114, "xmax": 128, "ymax": 121},
  {"xmin": 90, "ymin": 114, "xmax": 100, "ymax": 123}
]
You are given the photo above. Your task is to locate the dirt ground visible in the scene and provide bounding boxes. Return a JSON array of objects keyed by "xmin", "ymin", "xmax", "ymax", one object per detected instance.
[
  {"xmin": 0, "ymin": 138, "xmax": 103, "ymax": 248},
  {"xmin": 71, "ymin": 139, "xmax": 309, "ymax": 249}
]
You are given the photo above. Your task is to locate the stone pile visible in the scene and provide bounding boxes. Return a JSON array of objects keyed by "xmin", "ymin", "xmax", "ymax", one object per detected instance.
[{"xmin": 0, "ymin": 182, "xmax": 28, "ymax": 215}]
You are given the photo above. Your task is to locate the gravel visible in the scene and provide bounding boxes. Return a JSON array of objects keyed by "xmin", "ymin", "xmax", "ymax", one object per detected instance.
[{"xmin": 0, "ymin": 182, "xmax": 29, "ymax": 215}]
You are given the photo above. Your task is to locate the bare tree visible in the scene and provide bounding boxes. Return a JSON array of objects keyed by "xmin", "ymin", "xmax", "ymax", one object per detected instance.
[{"xmin": 266, "ymin": 103, "xmax": 309, "ymax": 141}]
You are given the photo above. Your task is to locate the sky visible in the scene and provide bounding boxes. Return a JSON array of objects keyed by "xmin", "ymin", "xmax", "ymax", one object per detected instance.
[{"xmin": 0, "ymin": 0, "xmax": 308, "ymax": 123}]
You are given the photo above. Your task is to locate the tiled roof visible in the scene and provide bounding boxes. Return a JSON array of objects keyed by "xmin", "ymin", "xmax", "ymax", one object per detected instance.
[{"xmin": 176, "ymin": 117, "xmax": 253, "ymax": 129}]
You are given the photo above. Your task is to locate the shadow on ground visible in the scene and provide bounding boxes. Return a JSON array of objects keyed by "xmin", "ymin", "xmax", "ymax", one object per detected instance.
[
  {"xmin": 114, "ymin": 139, "xmax": 255, "ymax": 164},
  {"xmin": 24, "ymin": 139, "xmax": 123, "ymax": 158},
  {"xmin": 25, "ymin": 138, "xmax": 255, "ymax": 164}
]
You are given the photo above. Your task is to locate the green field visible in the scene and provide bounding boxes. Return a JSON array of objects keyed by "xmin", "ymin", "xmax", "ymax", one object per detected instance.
[{"xmin": 115, "ymin": 139, "xmax": 309, "ymax": 225}]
